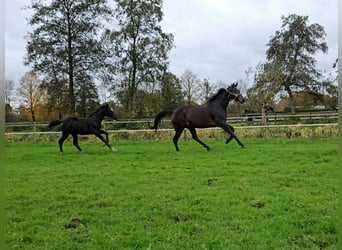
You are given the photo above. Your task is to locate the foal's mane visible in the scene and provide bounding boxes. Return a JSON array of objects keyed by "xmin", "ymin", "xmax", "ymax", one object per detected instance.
[
  {"xmin": 88, "ymin": 105, "xmax": 107, "ymax": 117},
  {"xmin": 208, "ymin": 88, "xmax": 227, "ymax": 102}
]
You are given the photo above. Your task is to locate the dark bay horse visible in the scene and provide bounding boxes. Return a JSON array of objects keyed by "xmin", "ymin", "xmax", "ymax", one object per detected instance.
[
  {"xmin": 151, "ymin": 83, "xmax": 246, "ymax": 151},
  {"xmin": 48, "ymin": 104, "xmax": 117, "ymax": 152}
]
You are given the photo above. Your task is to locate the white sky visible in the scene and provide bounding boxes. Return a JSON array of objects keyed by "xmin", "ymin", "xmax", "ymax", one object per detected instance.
[{"xmin": 5, "ymin": 0, "xmax": 338, "ymax": 87}]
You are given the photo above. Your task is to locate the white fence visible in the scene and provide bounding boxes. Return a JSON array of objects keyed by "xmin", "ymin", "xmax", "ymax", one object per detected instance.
[{"xmin": 5, "ymin": 112, "xmax": 338, "ymax": 136}]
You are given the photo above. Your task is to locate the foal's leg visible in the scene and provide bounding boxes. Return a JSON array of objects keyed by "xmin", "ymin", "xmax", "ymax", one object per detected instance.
[
  {"xmin": 58, "ymin": 133, "xmax": 69, "ymax": 152},
  {"xmin": 94, "ymin": 132, "xmax": 117, "ymax": 152},
  {"xmin": 188, "ymin": 128, "xmax": 211, "ymax": 151},
  {"xmin": 172, "ymin": 128, "xmax": 184, "ymax": 151},
  {"xmin": 225, "ymin": 125, "xmax": 235, "ymax": 144},
  {"xmin": 72, "ymin": 133, "xmax": 82, "ymax": 151}
]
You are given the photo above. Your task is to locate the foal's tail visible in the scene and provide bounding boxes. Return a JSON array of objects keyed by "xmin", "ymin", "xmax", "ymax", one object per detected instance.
[
  {"xmin": 150, "ymin": 110, "xmax": 173, "ymax": 130},
  {"xmin": 48, "ymin": 119, "xmax": 62, "ymax": 129}
]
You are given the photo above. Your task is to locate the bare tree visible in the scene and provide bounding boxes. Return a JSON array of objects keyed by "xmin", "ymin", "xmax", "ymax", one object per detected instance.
[
  {"xmin": 17, "ymin": 71, "xmax": 44, "ymax": 122},
  {"xmin": 180, "ymin": 69, "xmax": 200, "ymax": 104},
  {"xmin": 198, "ymin": 78, "xmax": 215, "ymax": 104},
  {"xmin": 5, "ymin": 79, "xmax": 15, "ymax": 105},
  {"xmin": 246, "ymin": 63, "xmax": 281, "ymax": 124}
]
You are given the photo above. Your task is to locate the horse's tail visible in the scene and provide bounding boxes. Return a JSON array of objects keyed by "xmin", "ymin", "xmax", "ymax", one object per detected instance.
[
  {"xmin": 48, "ymin": 119, "xmax": 62, "ymax": 129},
  {"xmin": 150, "ymin": 110, "xmax": 173, "ymax": 130}
]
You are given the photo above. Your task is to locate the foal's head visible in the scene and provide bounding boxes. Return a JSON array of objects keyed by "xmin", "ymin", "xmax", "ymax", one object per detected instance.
[
  {"xmin": 100, "ymin": 103, "xmax": 118, "ymax": 120},
  {"xmin": 227, "ymin": 83, "xmax": 245, "ymax": 104}
]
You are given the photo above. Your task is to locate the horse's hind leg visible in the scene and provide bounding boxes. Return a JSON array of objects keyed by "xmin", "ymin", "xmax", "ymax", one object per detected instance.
[
  {"xmin": 173, "ymin": 128, "xmax": 184, "ymax": 151},
  {"xmin": 72, "ymin": 134, "xmax": 82, "ymax": 151},
  {"xmin": 188, "ymin": 128, "xmax": 211, "ymax": 151}
]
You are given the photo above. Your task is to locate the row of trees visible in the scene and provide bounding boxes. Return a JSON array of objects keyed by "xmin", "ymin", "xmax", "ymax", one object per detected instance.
[
  {"xmin": 5, "ymin": 0, "xmax": 338, "ymax": 122},
  {"xmin": 5, "ymin": 69, "xmax": 219, "ymax": 121}
]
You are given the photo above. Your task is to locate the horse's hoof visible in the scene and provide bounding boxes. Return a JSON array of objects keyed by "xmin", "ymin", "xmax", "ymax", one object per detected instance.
[
  {"xmin": 241, "ymin": 145, "xmax": 246, "ymax": 149},
  {"xmin": 111, "ymin": 147, "xmax": 117, "ymax": 152},
  {"xmin": 207, "ymin": 147, "xmax": 212, "ymax": 151}
]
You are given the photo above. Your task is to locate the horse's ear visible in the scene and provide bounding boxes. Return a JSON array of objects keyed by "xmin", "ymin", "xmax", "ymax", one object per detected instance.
[{"xmin": 234, "ymin": 82, "xmax": 238, "ymax": 87}]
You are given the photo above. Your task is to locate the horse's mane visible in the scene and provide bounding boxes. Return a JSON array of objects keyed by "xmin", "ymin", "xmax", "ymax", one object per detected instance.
[
  {"xmin": 208, "ymin": 88, "xmax": 227, "ymax": 102},
  {"xmin": 88, "ymin": 105, "xmax": 107, "ymax": 117}
]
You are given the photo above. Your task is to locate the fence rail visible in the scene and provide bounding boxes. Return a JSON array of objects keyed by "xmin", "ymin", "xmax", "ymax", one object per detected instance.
[
  {"xmin": 4, "ymin": 112, "xmax": 338, "ymax": 136},
  {"xmin": 4, "ymin": 123, "xmax": 338, "ymax": 136}
]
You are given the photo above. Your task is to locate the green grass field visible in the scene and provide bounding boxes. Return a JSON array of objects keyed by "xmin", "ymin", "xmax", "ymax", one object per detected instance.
[{"xmin": 5, "ymin": 138, "xmax": 337, "ymax": 249}]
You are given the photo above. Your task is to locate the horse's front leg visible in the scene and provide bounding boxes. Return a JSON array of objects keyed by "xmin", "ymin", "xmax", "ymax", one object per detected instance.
[
  {"xmin": 225, "ymin": 124, "xmax": 235, "ymax": 144},
  {"xmin": 99, "ymin": 129, "xmax": 109, "ymax": 143},
  {"xmin": 216, "ymin": 120, "xmax": 246, "ymax": 148},
  {"xmin": 94, "ymin": 132, "xmax": 117, "ymax": 152}
]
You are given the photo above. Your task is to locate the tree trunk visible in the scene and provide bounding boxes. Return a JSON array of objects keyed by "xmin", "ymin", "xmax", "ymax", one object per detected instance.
[
  {"xmin": 261, "ymin": 104, "xmax": 266, "ymax": 126},
  {"xmin": 127, "ymin": 88, "xmax": 135, "ymax": 116},
  {"xmin": 285, "ymin": 84, "xmax": 296, "ymax": 114},
  {"xmin": 31, "ymin": 110, "xmax": 36, "ymax": 122},
  {"xmin": 288, "ymin": 90, "xmax": 296, "ymax": 114},
  {"xmin": 67, "ymin": 11, "xmax": 75, "ymax": 115},
  {"xmin": 68, "ymin": 69, "xmax": 75, "ymax": 115}
]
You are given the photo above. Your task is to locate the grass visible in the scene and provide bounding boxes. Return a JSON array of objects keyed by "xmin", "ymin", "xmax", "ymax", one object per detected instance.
[{"xmin": 5, "ymin": 138, "xmax": 337, "ymax": 249}]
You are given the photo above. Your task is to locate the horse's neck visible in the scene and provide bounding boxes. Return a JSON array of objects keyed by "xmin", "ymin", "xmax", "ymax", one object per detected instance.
[
  {"xmin": 214, "ymin": 92, "xmax": 230, "ymax": 110},
  {"xmin": 90, "ymin": 110, "xmax": 105, "ymax": 125}
]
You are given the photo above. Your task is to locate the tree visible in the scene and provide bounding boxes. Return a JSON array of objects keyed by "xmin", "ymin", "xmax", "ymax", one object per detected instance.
[
  {"xmin": 324, "ymin": 82, "xmax": 338, "ymax": 110},
  {"xmin": 333, "ymin": 58, "xmax": 338, "ymax": 81},
  {"xmin": 25, "ymin": 0, "xmax": 113, "ymax": 115},
  {"xmin": 321, "ymin": 61, "xmax": 338, "ymax": 110},
  {"xmin": 160, "ymin": 72, "xmax": 183, "ymax": 110},
  {"xmin": 5, "ymin": 79, "xmax": 17, "ymax": 122},
  {"xmin": 198, "ymin": 78, "xmax": 215, "ymax": 104},
  {"xmin": 105, "ymin": 0, "xmax": 174, "ymax": 116},
  {"xmin": 17, "ymin": 71, "xmax": 45, "ymax": 122},
  {"xmin": 246, "ymin": 63, "xmax": 281, "ymax": 124},
  {"xmin": 44, "ymin": 79, "xmax": 70, "ymax": 119},
  {"xmin": 5, "ymin": 79, "xmax": 15, "ymax": 105},
  {"xmin": 266, "ymin": 14, "xmax": 328, "ymax": 114},
  {"xmin": 5, "ymin": 103, "xmax": 17, "ymax": 122},
  {"xmin": 180, "ymin": 69, "xmax": 200, "ymax": 104},
  {"xmin": 74, "ymin": 75, "xmax": 100, "ymax": 117},
  {"xmin": 98, "ymin": 81, "xmax": 113, "ymax": 104}
]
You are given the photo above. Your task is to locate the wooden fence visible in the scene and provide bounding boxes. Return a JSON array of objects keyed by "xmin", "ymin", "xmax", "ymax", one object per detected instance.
[{"xmin": 5, "ymin": 112, "xmax": 338, "ymax": 135}]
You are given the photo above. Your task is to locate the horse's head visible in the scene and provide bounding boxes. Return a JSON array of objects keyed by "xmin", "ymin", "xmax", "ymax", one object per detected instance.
[
  {"xmin": 103, "ymin": 103, "xmax": 118, "ymax": 120},
  {"xmin": 227, "ymin": 83, "xmax": 245, "ymax": 104}
]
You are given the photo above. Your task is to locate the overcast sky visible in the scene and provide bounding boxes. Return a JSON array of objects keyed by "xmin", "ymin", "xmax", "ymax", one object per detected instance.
[{"xmin": 5, "ymin": 0, "xmax": 338, "ymax": 87}]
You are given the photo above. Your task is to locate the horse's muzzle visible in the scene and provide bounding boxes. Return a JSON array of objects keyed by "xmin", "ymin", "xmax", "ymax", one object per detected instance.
[{"xmin": 236, "ymin": 95, "xmax": 245, "ymax": 104}]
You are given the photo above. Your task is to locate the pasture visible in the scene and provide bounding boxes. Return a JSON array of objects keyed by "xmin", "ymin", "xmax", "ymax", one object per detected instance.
[{"xmin": 5, "ymin": 138, "xmax": 337, "ymax": 249}]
